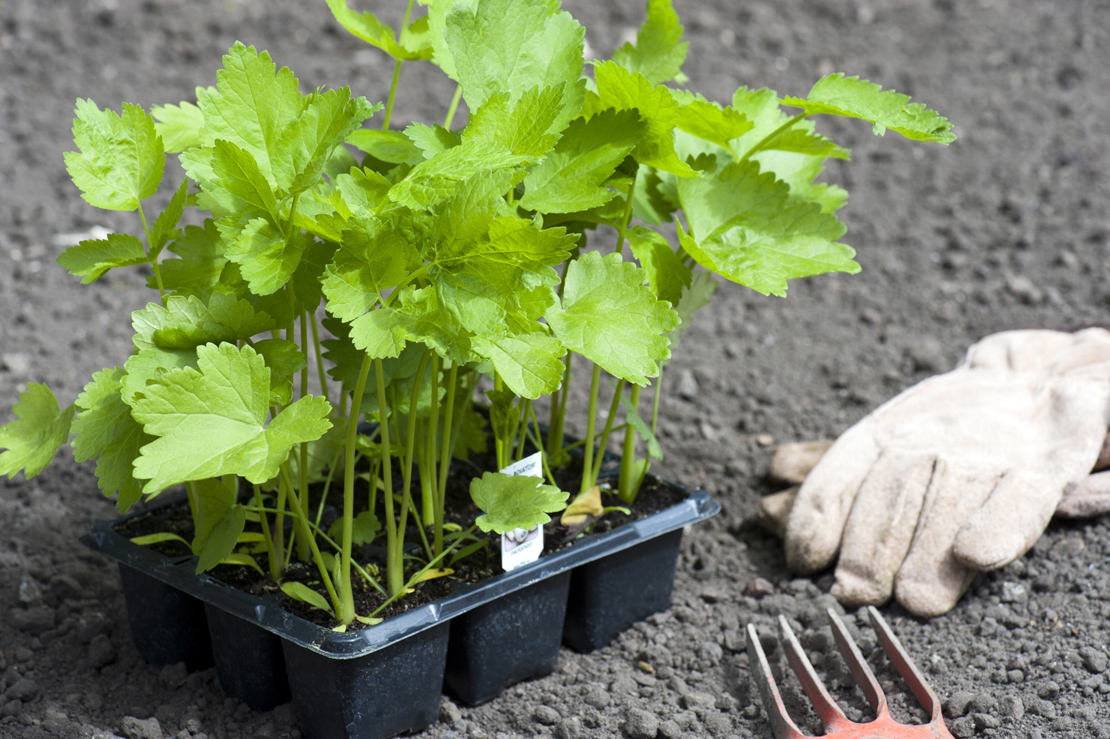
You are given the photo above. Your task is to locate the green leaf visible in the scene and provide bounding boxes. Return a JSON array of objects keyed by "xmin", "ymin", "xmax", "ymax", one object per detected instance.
[
  {"xmin": 782, "ymin": 74, "xmax": 955, "ymax": 143},
  {"xmin": 677, "ymin": 159, "xmax": 858, "ymax": 296},
  {"xmin": 327, "ymin": 0, "xmax": 433, "ymax": 60},
  {"xmin": 387, "ymin": 139, "xmax": 532, "ymax": 210},
  {"xmin": 546, "ymin": 251, "xmax": 678, "ymax": 385},
  {"xmin": 0, "ymin": 385, "xmax": 76, "ymax": 479},
  {"xmin": 333, "ymin": 167, "xmax": 393, "ymax": 219},
  {"xmin": 281, "ymin": 581, "xmax": 334, "ymax": 616},
  {"xmin": 347, "ymin": 128, "xmax": 426, "ymax": 166},
  {"xmin": 625, "ymin": 224, "xmax": 690, "ymax": 305},
  {"xmin": 463, "ymin": 85, "xmax": 570, "ymax": 158},
  {"xmin": 472, "ymin": 331, "xmax": 565, "ymax": 399},
  {"xmin": 158, "ymin": 220, "xmax": 228, "ymax": 294},
  {"xmin": 291, "ymin": 239, "xmax": 339, "ymax": 310},
  {"xmin": 131, "ymin": 343, "xmax": 333, "ymax": 494},
  {"xmin": 72, "ymin": 368, "xmax": 151, "ymax": 512},
  {"xmin": 519, "ymin": 109, "xmax": 644, "ymax": 214},
  {"xmin": 469, "ymin": 471, "xmax": 569, "ymax": 534},
  {"xmin": 404, "ymin": 123, "xmax": 460, "ymax": 160},
  {"xmin": 328, "ymin": 510, "xmax": 381, "ymax": 548},
  {"xmin": 676, "ymin": 97, "xmax": 753, "ymax": 151},
  {"xmin": 443, "ymin": 0, "xmax": 585, "ymax": 115},
  {"xmin": 252, "ymin": 338, "xmax": 308, "ymax": 406},
  {"xmin": 148, "ymin": 179, "xmax": 190, "ymax": 260},
  {"xmin": 135, "ymin": 292, "xmax": 276, "ymax": 353},
  {"xmin": 196, "ymin": 504, "xmax": 248, "ymax": 574},
  {"xmin": 585, "ymin": 61, "xmax": 695, "ymax": 177},
  {"xmin": 65, "ymin": 99, "xmax": 165, "ymax": 212},
  {"xmin": 611, "ymin": 0, "xmax": 689, "ymax": 85},
  {"xmin": 152, "ymin": 97, "xmax": 206, "ymax": 153},
  {"xmin": 430, "ymin": 207, "xmax": 571, "ymax": 335},
  {"xmin": 671, "ymin": 269, "xmax": 717, "ymax": 339},
  {"xmin": 211, "ymin": 139, "xmax": 279, "ymax": 219},
  {"xmin": 221, "ymin": 217, "xmax": 310, "ymax": 296},
  {"xmin": 197, "ymin": 43, "xmax": 305, "ymax": 186},
  {"xmin": 57, "ymin": 232, "xmax": 148, "ymax": 284},
  {"xmin": 322, "ymin": 213, "xmax": 418, "ymax": 322},
  {"xmin": 728, "ymin": 86, "xmax": 849, "ymax": 214},
  {"xmin": 273, "ymin": 87, "xmax": 381, "ymax": 194}
]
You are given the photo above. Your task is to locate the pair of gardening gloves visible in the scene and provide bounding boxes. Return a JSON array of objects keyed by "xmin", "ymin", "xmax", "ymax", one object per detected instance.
[{"xmin": 759, "ymin": 327, "xmax": 1110, "ymax": 618}]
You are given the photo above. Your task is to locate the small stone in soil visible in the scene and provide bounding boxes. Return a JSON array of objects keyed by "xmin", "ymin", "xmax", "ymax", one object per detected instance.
[
  {"xmin": 744, "ymin": 577, "xmax": 774, "ymax": 599},
  {"xmin": 533, "ymin": 705, "xmax": 560, "ymax": 725},
  {"xmin": 622, "ymin": 707, "xmax": 658, "ymax": 739}
]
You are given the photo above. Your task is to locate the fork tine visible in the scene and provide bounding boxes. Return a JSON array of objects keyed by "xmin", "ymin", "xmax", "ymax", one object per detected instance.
[
  {"xmin": 826, "ymin": 607, "xmax": 888, "ymax": 718},
  {"xmin": 866, "ymin": 606, "xmax": 945, "ymax": 722},
  {"xmin": 745, "ymin": 623, "xmax": 809, "ymax": 739},
  {"xmin": 777, "ymin": 615, "xmax": 852, "ymax": 732}
]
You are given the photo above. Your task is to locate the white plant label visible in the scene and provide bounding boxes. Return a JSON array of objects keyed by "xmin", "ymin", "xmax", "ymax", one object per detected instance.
[{"xmin": 500, "ymin": 452, "xmax": 545, "ymax": 572}]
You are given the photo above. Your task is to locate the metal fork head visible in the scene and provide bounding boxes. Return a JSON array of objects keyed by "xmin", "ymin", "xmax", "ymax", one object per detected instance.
[{"xmin": 745, "ymin": 606, "xmax": 956, "ymax": 739}]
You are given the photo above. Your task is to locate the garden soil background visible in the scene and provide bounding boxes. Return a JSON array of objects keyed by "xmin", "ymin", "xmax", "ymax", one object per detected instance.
[{"xmin": 2, "ymin": 0, "xmax": 1110, "ymax": 737}]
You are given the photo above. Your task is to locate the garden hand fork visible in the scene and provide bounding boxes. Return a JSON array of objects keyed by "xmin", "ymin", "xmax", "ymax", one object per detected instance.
[{"xmin": 745, "ymin": 606, "xmax": 955, "ymax": 738}]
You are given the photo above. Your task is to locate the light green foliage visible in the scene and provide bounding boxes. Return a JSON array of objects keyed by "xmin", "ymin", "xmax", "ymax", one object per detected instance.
[
  {"xmin": 57, "ymin": 233, "xmax": 148, "ymax": 284},
  {"xmin": 625, "ymin": 224, "xmax": 690, "ymax": 305},
  {"xmin": 131, "ymin": 343, "xmax": 332, "ymax": 494},
  {"xmin": 472, "ymin": 331, "xmax": 565, "ymax": 399},
  {"xmin": 612, "ymin": 0, "xmax": 689, "ymax": 86},
  {"xmin": 0, "ymin": 385, "xmax": 76, "ymax": 479},
  {"xmin": 783, "ymin": 74, "xmax": 956, "ymax": 143},
  {"xmin": 157, "ymin": 220, "xmax": 228, "ymax": 294},
  {"xmin": 347, "ymin": 128, "xmax": 426, "ymax": 165},
  {"xmin": 272, "ymin": 88, "xmax": 381, "ymax": 195},
  {"xmin": 72, "ymin": 368, "xmax": 151, "ymax": 511},
  {"xmin": 65, "ymin": 100, "xmax": 165, "ymax": 212},
  {"xmin": 675, "ymin": 97, "xmax": 753, "ymax": 153},
  {"xmin": 469, "ymin": 471, "xmax": 569, "ymax": 533},
  {"xmin": 463, "ymin": 86, "xmax": 569, "ymax": 158},
  {"xmin": 387, "ymin": 140, "xmax": 532, "ymax": 210},
  {"xmin": 519, "ymin": 109, "xmax": 644, "ymax": 214},
  {"xmin": 190, "ymin": 477, "xmax": 247, "ymax": 573},
  {"xmin": 440, "ymin": 0, "xmax": 585, "ymax": 116},
  {"xmin": 326, "ymin": 0, "xmax": 433, "ymax": 61},
  {"xmin": 678, "ymin": 159, "xmax": 858, "ymax": 296},
  {"xmin": 151, "ymin": 97, "xmax": 206, "ymax": 153},
  {"xmin": 194, "ymin": 43, "xmax": 304, "ymax": 186},
  {"xmin": 546, "ymin": 251, "xmax": 679, "ymax": 385},
  {"xmin": 585, "ymin": 61, "xmax": 694, "ymax": 177}
]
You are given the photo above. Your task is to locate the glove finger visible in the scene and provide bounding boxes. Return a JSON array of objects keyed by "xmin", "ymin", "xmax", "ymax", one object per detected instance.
[
  {"xmin": 758, "ymin": 487, "xmax": 798, "ymax": 539},
  {"xmin": 894, "ymin": 461, "xmax": 998, "ymax": 618},
  {"xmin": 953, "ymin": 470, "xmax": 1062, "ymax": 571},
  {"xmin": 1055, "ymin": 470, "xmax": 1110, "ymax": 518},
  {"xmin": 785, "ymin": 417, "xmax": 881, "ymax": 574},
  {"xmin": 830, "ymin": 453, "xmax": 934, "ymax": 608},
  {"xmin": 766, "ymin": 440, "xmax": 835, "ymax": 486}
]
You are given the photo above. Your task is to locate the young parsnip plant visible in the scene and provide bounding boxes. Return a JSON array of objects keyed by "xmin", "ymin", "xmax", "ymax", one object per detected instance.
[
  {"xmin": 325, "ymin": 0, "xmax": 953, "ymax": 511},
  {"xmin": 0, "ymin": 0, "xmax": 954, "ymax": 632}
]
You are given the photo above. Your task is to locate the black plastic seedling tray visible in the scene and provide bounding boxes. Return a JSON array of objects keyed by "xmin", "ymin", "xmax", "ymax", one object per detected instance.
[{"xmin": 82, "ymin": 478, "xmax": 719, "ymax": 739}]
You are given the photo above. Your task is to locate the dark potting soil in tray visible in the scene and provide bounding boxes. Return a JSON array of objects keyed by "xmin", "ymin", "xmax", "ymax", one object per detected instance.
[{"xmin": 113, "ymin": 445, "xmax": 690, "ymax": 631}]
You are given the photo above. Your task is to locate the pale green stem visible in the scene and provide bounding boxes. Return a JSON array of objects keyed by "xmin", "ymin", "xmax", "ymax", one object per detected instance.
[
  {"xmin": 136, "ymin": 202, "xmax": 166, "ymax": 302},
  {"xmin": 282, "ymin": 465, "xmax": 344, "ymax": 620},
  {"xmin": 443, "ymin": 84, "xmax": 463, "ymax": 129},
  {"xmin": 309, "ymin": 309, "xmax": 330, "ymax": 403},
  {"xmin": 618, "ymin": 384, "xmax": 643, "ymax": 502},
  {"xmin": 580, "ymin": 363, "xmax": 602, "ymax": 495},
  {"xmin": 340, "ymin": 353, "xmax": 374, "ymax": 617},
  {"xmin": 376, "ymin": 358, "xmax": 403, "ymax": 597},
  {"xmin": 252, "ymin": 483, "xmax": 281, "ymax": 579}
]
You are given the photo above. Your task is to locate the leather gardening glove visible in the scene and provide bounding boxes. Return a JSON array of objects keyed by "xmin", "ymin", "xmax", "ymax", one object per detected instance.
[{"xmin": 766, "ymin": 328, "xmax": 1110, "ymax": 618}]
